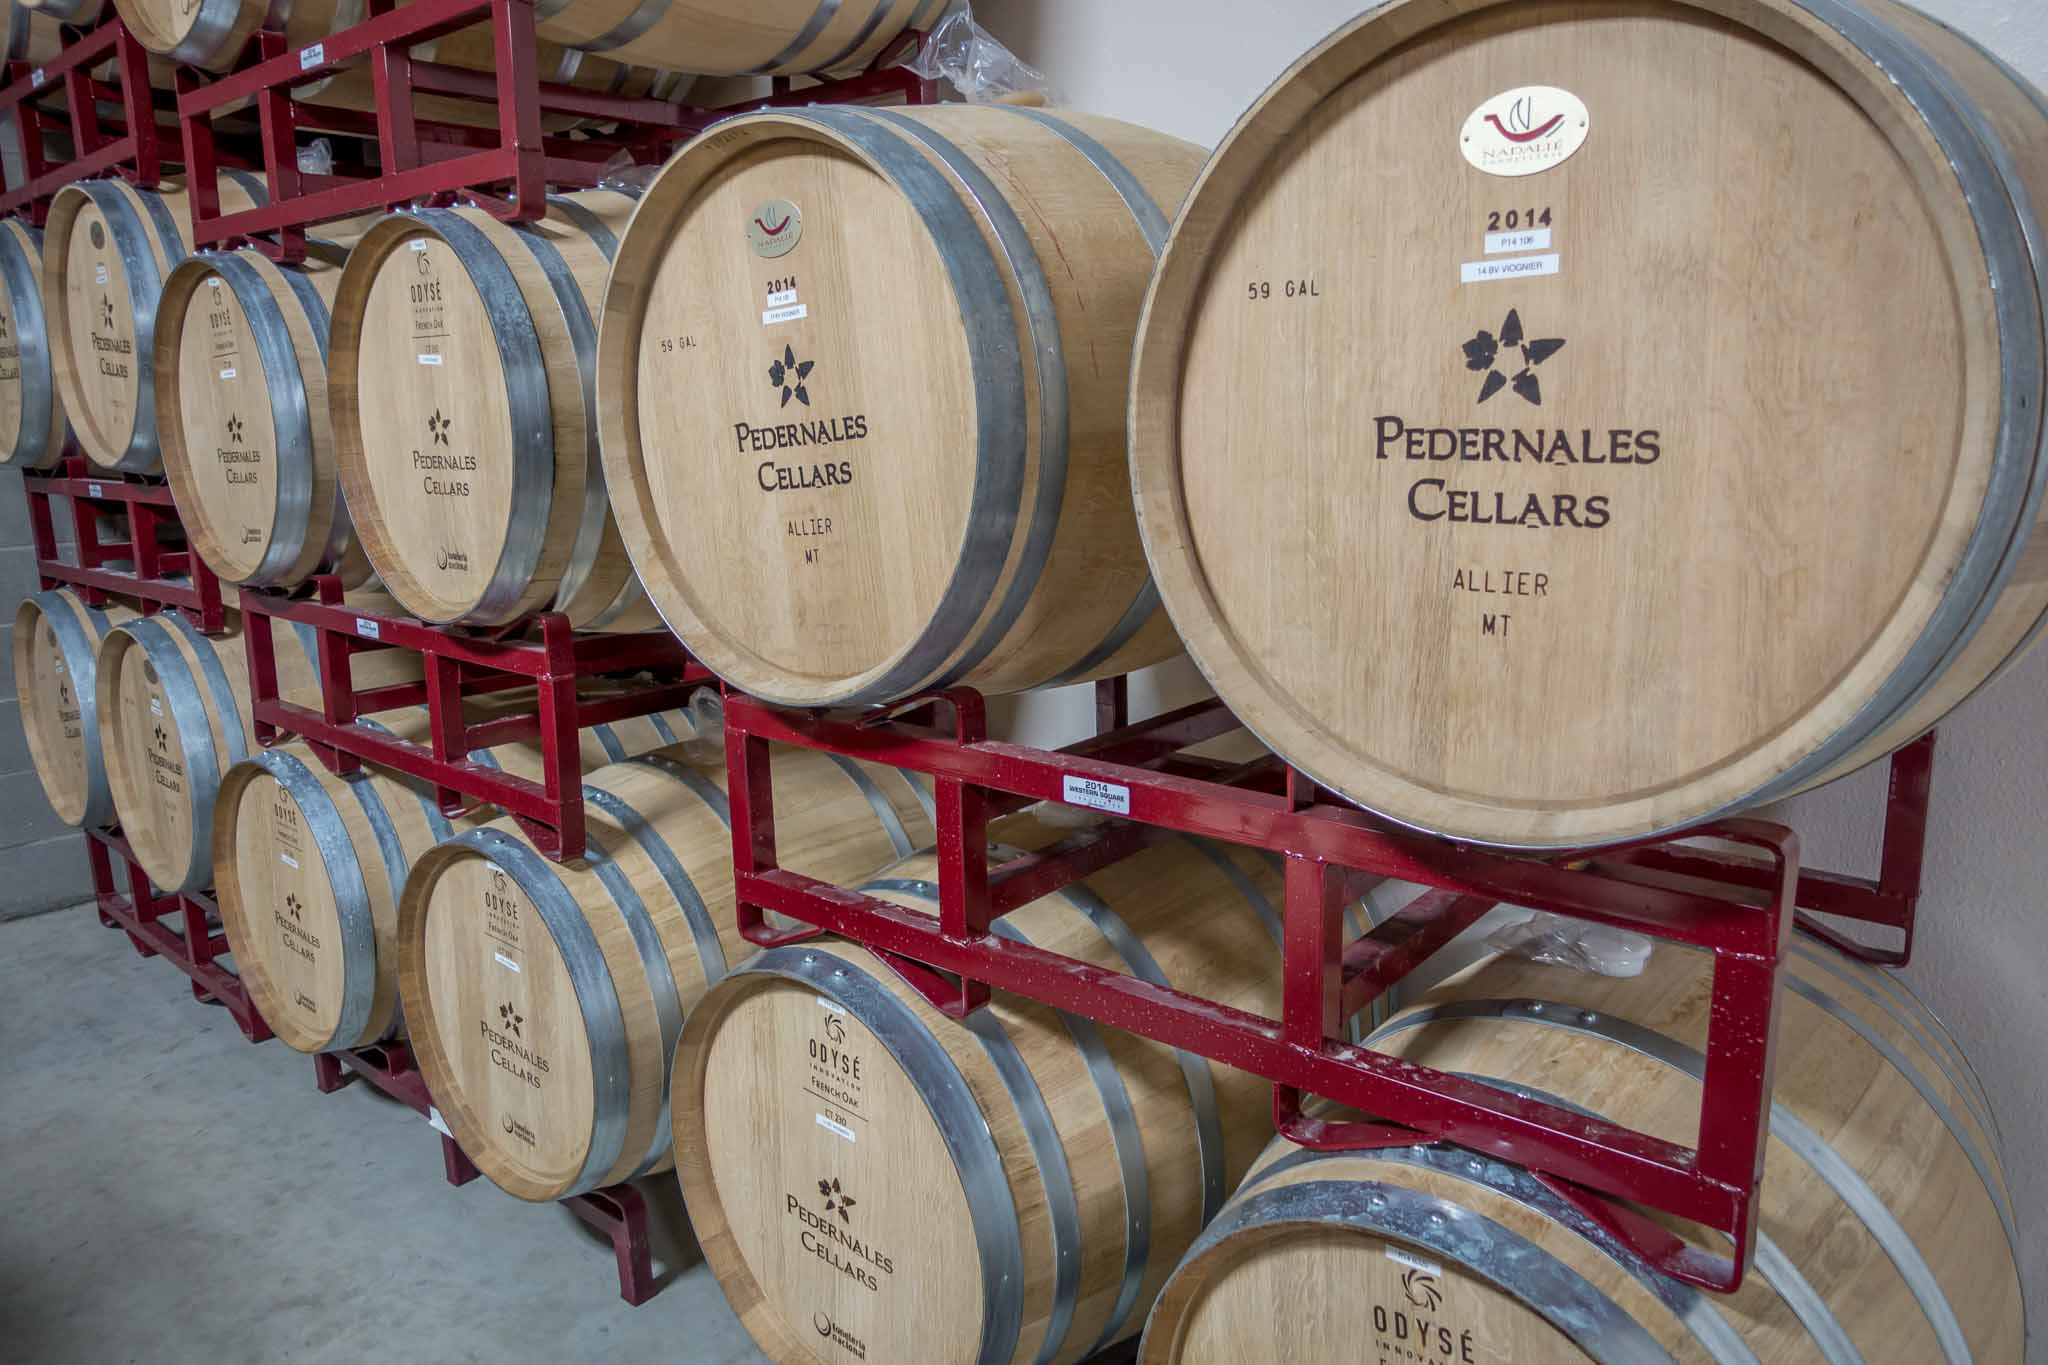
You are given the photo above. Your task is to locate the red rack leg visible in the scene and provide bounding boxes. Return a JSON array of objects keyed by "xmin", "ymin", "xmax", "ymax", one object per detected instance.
[
  {"xmin": 1282, "ymin": 855, "xmax": 1344, "ymax": 1047},
  {"xmin": 565, "ymin": 1184, "xmax": 659, "ymax": 1307}
]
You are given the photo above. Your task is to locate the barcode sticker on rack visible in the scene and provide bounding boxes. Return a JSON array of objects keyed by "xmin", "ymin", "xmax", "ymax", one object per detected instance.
[
  {"xmin": 87, "ymin": 483, "xmax": 103, "ymax": 498},
  {"xmin": 1063, "ymin": 774, "xmax": 1131, "ymax": 816},
  {"xmin": 29, "ymin": 68, "xmax": 43, "ymax": 87},
  {"xmin": 355, "ymin": 617, "xmax": 380, "ymax": 639},
  {"xmin": 300, "ymin": 42, "xmax": 324, "ymax": 70}
]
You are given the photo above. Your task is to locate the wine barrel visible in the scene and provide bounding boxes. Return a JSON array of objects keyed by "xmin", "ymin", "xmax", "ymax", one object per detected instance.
[
  {"xmin": 43, "ymin": 171, "xmax": 269, "ymax": 473},
  {"xmin": 1128, "ymin": 0, "xmax": 2048, "ymax": 849},
  {"xmin": 95, "ymin": 594, "xmax": 419, "ymax": 893},
  {"xmin": 671, "ymin": 833, "xmax": 1320, "ymax": 1365},
  {"xmin": 1139, "ymin": 933, "xmax": 2023, "ymax": 1363},
  {"xmin": 397, "ymin": 743, "xmax": 932, "ymax": 1202},
  {"xmin": 0, "ymin": 216, "xmax": 70, "ymax": 468},
  {"xmin": 3, "ymin": 0, "xmax": 64, "ymax": 62},
  {"xmin": 215, "ymin": 701, "xmax": 701, "ymax": 1053},
  {"xmin": 333, "ymin": 190, "xmax": 660, "ymax": 630},
  {"xmin": 14, "ymin": 587, "xmax": 138, "ymax": 827},
  {"xmin": 157, "ymin": 235, "xmax": 375, "ymax": 589},
  {"xmin": 600, "ymin": 105, "xmax": 1203, "ymax": 705},
  {"xmin": 534, "ymin": 0, "xmax": 947, "ymax": 78}
]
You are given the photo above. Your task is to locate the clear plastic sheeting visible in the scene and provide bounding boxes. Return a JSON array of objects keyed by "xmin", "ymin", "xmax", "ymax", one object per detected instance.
[
  {"xmin": 904, "ymin": 2, "xmax": 1053, "ymax": 105},
  {"xmin": 297, "ymin": 138, "xmax": 335, "ymax": 176},
  {"xmin": 679, "ymin": 688, "xmax": 728, "ymax": 766},
  {"xmin": 1487, "ymin": 911, "xmax": 1653, "ymax": 978},
  {"xmin": 597, "ymin": 149, "xmax": 662, "ymax": 195}
]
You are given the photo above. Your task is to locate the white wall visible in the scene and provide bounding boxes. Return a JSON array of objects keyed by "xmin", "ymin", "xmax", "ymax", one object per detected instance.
[{"xmin": 971, "ymin": 0, "xmax": 2048, "ymax": 1348}]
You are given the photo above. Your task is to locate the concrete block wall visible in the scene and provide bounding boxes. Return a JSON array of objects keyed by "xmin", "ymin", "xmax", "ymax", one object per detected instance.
[{"xmin": 0, "ymin": 467, "xmax": 92, "ymax": 920}]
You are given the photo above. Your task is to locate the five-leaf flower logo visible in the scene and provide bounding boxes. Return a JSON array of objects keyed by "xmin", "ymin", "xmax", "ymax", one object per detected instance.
[
  {"xmin": 284, "ymin": 893, "xmax": 302, "ymax": 921},
  {"xmin": 1462, "ymin": 308, "xmax": 1565, "ymax": 407},
  {"xmin": 427, "ymin": 409, "xmax": 452, "ymax": 446},
  {"xmin": 225, "ymin": 414, "xmax": 244, "ymax": 445},
  {"xmin": 770, "ymin": 345, "xmax": 814, "ymax": 409},
  {"xmin": 818, "ymin": 1176, "xmax": 856, "ymax": 1222},
  {"xmin": 100, "ymin": 293, "xmax": 114, "ymax": 330},
  {"xmin": 499, "ymin": 1002, "xmax": 523, "ymax": 1037}
]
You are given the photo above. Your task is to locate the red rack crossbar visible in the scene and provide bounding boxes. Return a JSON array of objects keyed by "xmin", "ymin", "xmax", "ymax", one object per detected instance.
[
  {"xmin": 0, "ymin": 18, "xmax": 168, "ymax": 220},
  {"xmin": 720, "ymin": 686, "xmax": 1934, "ymax": 1296},
  {"xmin": 26, "ymin": 457, "xmax": 227, "ymax": 631},
  {"xmin": 238, "ymin": 579, "xmax": 712, "ymax": 860},
  {"xmin": 88, "ymin": 826, "xmax": 271, "ymax": 1042}
]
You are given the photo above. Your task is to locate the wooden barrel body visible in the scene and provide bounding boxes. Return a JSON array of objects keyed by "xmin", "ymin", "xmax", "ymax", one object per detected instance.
[
  {"xmin": 601, "ymin": 105, "xmax": 1204, "ymax": 706},
  {"xmin": 333, "ymin": 191, "xmax": 659, "ymax": 630},
  {"xmin": 0, "ymin": 216, "xmax": 70, "ymax": 469},
  {"xmin": 23, "ymin": 0, "xmax": 109, "ymax": 21},
  {"xmin": 15, "ymin": 587, "xmax": 138, "ymax": 827},
  {"xmin": 42, "ymin": 171, "xmax": 268, "ymax": 473},
  {"xmin": 3, "ymin": 0, "xmax": 65, "ymax": 62},
  {"xmin": 215, "ymin": 702, "xmax": 698, "ymax": 1053},
  {"xmin": 158, "ymin": 238, "xmax": 374, "ymax": 588},
  {"xmin": 673, "ymin": 833, "xmax": 1303, "ymax": 1365},
  {"xmin": 1139, "ymin": 934, "xmax": 2023, "ymax": 1363},
  {"xmin": 532, "ymin": 0, "xmax": 944, "ymax": 78},
  {"xmin": 1129, "ymin": 0, "xmax": 2048, "ymax": 849},
  {"xmin": 398, "ymin": 744, "xmax": 932, "ymax": 1201},
  {"xmin": 95, "ymin": 594, "xmax": 418, "ymax": 893}
]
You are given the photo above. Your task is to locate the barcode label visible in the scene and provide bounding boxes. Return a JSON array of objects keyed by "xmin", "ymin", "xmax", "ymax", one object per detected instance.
[
  {"xmin": 816, "ymin": 1113, "xmax": 856, "ymax": 1144},
  {"xmin": 355, "ymin": 617, "xmax": 380, "ymax": 639},
  {"xmin": 494, "ymin": 951, "xmax": 521, "ymax": 974},
  {"xmin": 1062, "ymin": 774, "xmax": 1131, "ymax": 816},
  {"xmin": 299, "ymin": 42, "xmax": 324, "ymax": 70}
]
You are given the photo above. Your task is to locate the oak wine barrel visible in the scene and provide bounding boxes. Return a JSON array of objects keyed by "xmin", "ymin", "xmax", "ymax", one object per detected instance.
[
  {"xmin": 333, "ymin": 191, "xmax": 660, "ymax": 630},
  {"xmin": 1139, "ymin": 932, "xmax": 2022, "ymax": 1363},
  {"xmin": 3, "ymin": 0, "xmax": 64, "ymax": 63},
  {"xmin": 599, "ymin": 104, "xmax": 1203, "ymax": 706},
  {"xmin": 671, "ymin": 832, "xmax": 1332, "ymax": 1365},
  {"xmin": 15, "ymin": 587, "xmax": 138, "ymax": 827},
  {"xmin": 1128, "ymin": 0, "xmax": 2048, "ymax": 848},
  {"xmin": 43, "ymin": 171, "xmax": 268, "ymax": 473},
  {"xmin": 215, "ymin": 700, "xmax": 701, "ymax": 1053},
  {"xmin": 397, "ymin": 743, "xmax": 933, "ymax": 1202},
  {"xmin": 534, "ymin": 0, "xmax": 948, "ymax": 79},
  {"xmin": 157, "ymin": 235, "xmax": 376, "ymax": 589},
  {"xmin": 95, "ymin": 593, "xmax": 419, "ymax": 893},
  {"xmin": 0, "ymin": 216, "xmax": 70, "ymax": 468}
]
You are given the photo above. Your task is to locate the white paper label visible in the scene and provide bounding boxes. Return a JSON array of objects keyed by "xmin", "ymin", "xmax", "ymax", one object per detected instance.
[
  {"xmin": 1386, "ymin": 1247, "xmax": 1444, "ymax": 1279},
  {"xmin": 409, "ymin": 239, "xmax": 429, "ymax": 252},
  {"xmin": 86, "ymin": 482, "xmax": 103, "ymax": 498},
  {"xmin": 427, "ymin": 1106, "xmax": 453, "ymax": 1138},
  {"xmin": 816, "ymin": 1113, "xmax": 856, "ymax": 1144},
  {"xmin": 93, "ymin": 264, "xmax": 108, "ymax": 285},
  {"xmin": 494, "ymin": 951, "xmax": 521, "ymax": 974},
  {"xmin": 280, "ymin": 852, "xmax": 299, "ymax": 869},
  {"xmin": 1485, "ymin": 227, "xmax": 1552, "ymax": 254},
  {"xmin": 765, "ymin": 289, "xmax": 799, "ymax": 308},
  {"xmin": 762, "ymin": 302, "xmax": 809, "ymax": 327},
  {"xmin": 149, "ymin": 696, "xmax": 162, "ymax": 716},
  {"xmin": 29, "ymin": 68, "xmax": 44, "ymax": 88},
  {"xmin": 299, "ymin": 42, "xmax": 324, "ymax": 70},
  {"xmin": 1063, "ymin": 774, "xmax": 1131, "ymax": 816},
  {"xmin": 354, "ymin": 617, "xmax": 380, "ymax": 639},
  {"xmin": 219, "ymin": 367, "xmax": 236, "ymax": 380},
  {"xmin": 1461, "ymin": 253, "xmax": 1560, "ymax": 285},
  {"xmin": 417, "ymin": 353, "xmax": 443, "ymax": 366},
  {"xmin": 820, "ymin": 997, "xmax": 842, "ymax": 1013}
]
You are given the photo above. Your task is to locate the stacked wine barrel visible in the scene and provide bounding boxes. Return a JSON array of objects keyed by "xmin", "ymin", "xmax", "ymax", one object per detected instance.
[
  {"xmin": 599, "ymin": 105, "xmax": 1203, "ymax": 704},
  {"xmin": 1126, "ymin": 0, "xmax": 2048, "ymax": 849},
  {"xmin": 15, "ymin": 586, "xmax": 138, "ymax": 828},
  {"xmin": 397, "ymin": 743, "xmax": 932, "ymax": 1201},
  {"xmin": 213, "ymin": 696, "xmax": 704, "ymax": 1054},
  {"xmin": 41, "ymin": 170, "xmax": 269, "ymax": 474},
  {"xmin": 331, "ymin": 190, "xmax": 661, "ymax": 630},
  {"xmin": 0, "ymin": 215, "xmax": 70, "ymax": 468}
]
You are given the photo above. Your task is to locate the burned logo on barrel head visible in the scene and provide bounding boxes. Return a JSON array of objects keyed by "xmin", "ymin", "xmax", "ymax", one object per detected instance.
[
  {"xmin": 1463, "ymin": 308, "xmax": 1564, "ymax": 407},
  {"xmin": 770, "ymin": 345, "xmax": 815, "ymax": 409}
]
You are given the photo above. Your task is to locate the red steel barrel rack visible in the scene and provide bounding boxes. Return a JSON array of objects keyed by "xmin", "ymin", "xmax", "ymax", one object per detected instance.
[
  {"xmin": 0, "ymin": 15, "xmax": 170, "ymax": 220},
  {"xmin": 718, "ymin": 681, "xmax": 1934, "ymax": 1296}
]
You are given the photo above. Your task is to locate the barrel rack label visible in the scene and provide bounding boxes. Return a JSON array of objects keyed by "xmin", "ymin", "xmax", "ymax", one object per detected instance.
[{"xmin": 1460, "ymin": 86, "xmax": 1590, "ymax": 177}]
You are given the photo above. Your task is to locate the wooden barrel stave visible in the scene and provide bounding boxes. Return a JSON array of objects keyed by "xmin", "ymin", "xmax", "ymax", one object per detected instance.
[
  {"xmin": 0, "ymin": 217, "xmax": 71, "ymax": 468},
  {"xmin": 1126, "ymin": 0, "xmax": 2048, "ymax": 848},
  {"xmin": 531, "ymin": 0, "xmax": 946, "ymax": 79},
  {"xmin": 1137, "ymin": 935, "xmax": 2023, "ymax": 1364},
  {"xmin": 672, "ymin": 833, "xmax": 1369, "ymax": 1365},
  {"xmin": 333, "ymin": 191, "xmax": 658, "ymax": 629},
  {"xmin": 158, "ymin": 238, "xmax": 374, "ymax": 588},
  {"xmin": 43, "ymin": 172, "xmax": 268, "ymax": 473},
  {"xmin": 398, "ymin": 744, "xmax": 931, "ymax": 1202},
  {"xmin": 14, "ymin": 587, "xmax": 138, "ymax": 827},
  {"xmin": 599, "ymin": 105, "xmax": 1204, "ymax": 705}
]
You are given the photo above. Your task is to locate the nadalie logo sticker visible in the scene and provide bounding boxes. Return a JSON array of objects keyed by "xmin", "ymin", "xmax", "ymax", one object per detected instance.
[{"xmin": 1461, "ymin": 86, "xmax": 1590, "ymax": 177}]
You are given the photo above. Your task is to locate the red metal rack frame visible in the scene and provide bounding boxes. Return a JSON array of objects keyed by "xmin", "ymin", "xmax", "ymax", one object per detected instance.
[
  {"xmin": 721, "ymin": 686, "xmax": 1935, "ymax": 1297},
  {"xmin": 177, "ymin": 0, "xmax": 940, "ymax": 260},
  {"xmin": 26, "ymin": 455, "xmax": 227, "ymax": 628},
  {"xmin": 238, "ymin": 579, "xmax": 712, "ymax": 861},
  {"xmin": 0, "ymin": 17, "xmax": 167, "ymax": 220},
  {"xmin": 309, "ymin": 1042, "xmax": 664, "ymax": 1305},
  {"xmin": 89, "ymin": 826, "xmax": 272, "ymax": 1042}
]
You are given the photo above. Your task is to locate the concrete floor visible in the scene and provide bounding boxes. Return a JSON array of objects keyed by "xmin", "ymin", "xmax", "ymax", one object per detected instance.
[{"xmin": 0, "ymin": 905, "xmax": 766, "ymax": 1365}]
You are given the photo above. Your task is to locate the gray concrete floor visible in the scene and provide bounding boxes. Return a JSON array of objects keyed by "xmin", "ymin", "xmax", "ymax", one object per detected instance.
[{"xmin": 0, "ymin": 905, "xmax": 767, "ymax": 1365}]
